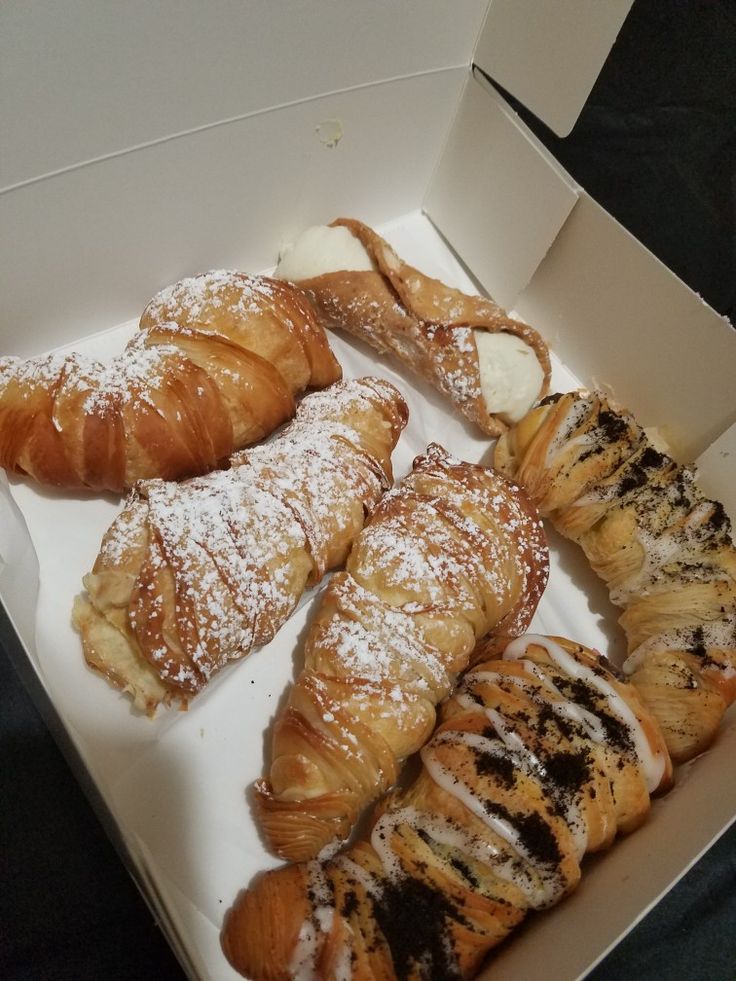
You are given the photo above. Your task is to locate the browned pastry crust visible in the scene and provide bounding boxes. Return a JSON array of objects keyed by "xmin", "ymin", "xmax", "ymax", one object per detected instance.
[
  {"xmin": 73, "ymin": 378, "xmax": 407, "ymax": 714},
  {"xmin": 0, "ymin": 272, "xmax": 341, "ymax": 491},
  {"xmin": 494, "ymin": 391, "xmax": 736, "ymax": 762},
  {"xmin": 254, "ymin": 444, "xmax": 549, "ymax": 862},
  {"xmin": 289, "ymin": 218, "xmax": 551, "ymax": 437},
  {"xmin": 223, "ymin": 636, "xmax": 672, "ymax": 980}
]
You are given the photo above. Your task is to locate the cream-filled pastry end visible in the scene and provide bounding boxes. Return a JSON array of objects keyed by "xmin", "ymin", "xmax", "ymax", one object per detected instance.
[
  {"xmin": 474, "ymin": 330, "xmax": 544, "ymax": 424},
  {"xmin": 275, "ymin": 225, "xmax": 374, "ymax": 280}
]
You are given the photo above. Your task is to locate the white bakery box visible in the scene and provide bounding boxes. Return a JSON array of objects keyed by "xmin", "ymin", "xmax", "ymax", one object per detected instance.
[{"xmin": 1, "ymin": 2, "xmax": 735, "ymax": 979}]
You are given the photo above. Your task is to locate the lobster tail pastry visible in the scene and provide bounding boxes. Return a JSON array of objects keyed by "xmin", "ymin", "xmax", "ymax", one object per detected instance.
[
  {"xmin": 73, "ymin": 378, "xmax": 407, "ymax": 714},
  {"xmin": 0, "ymin": 272, "xmax": 341, "ymax": 491},
  {"xmin": 495, "ymin": 390, "xmax": 736, "ymax": 762},
  {"xmin": 224, "ymin": 635, "xmax": 672, "ymax": 980},
  {"xmin": 221, "ymin": 865, "xmax": 311, "ymax": 981},
  {"xmin": 255, "ymin": 444, "xmax": 549, "ymax": 861}
]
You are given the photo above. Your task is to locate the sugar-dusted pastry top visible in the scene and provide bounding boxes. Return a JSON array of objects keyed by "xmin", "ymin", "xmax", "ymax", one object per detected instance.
[
  {"xmin": 255, "ymin": 443, "xmax": 549, "ymax": 861},
  {"xmin": 0, "ymin": 271, "xmax": 341, "ymax": 492},
  {"xmin": 495, "ymin": 390, "xmax": 736, "ymax": 763},
  {"xmin": 223, "ymin": 635, "xmax": 672, "ymax": 980},
  {"xmin": 73, "ymin": 377, "xmax": 407, "ymax": 714},
  {"xmin": 275, "ymin": 219, "xmax": 550, "ymax": 435}
]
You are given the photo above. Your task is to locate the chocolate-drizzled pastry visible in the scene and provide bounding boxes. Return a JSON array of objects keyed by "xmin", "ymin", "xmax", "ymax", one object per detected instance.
[
  {"xmin": 223, "ymin": 635, "xmax": 672, "ymax": 980},
  {"xmin": 494, "ymin": 390, "xmax": 736, "ymax": 762}
]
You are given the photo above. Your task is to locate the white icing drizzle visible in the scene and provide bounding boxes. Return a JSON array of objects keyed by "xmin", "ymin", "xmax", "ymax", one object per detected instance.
[
  {"xmin": 487, "ymin": 708, "xmax": 588, "ymax": 859},
  {"xmin": 460, "ymin": 667, "xmax": 609, "ymax": 744},
  {"xmin": 288, "ymin": 862, "xmax": 354, "ymax": 981},
  {"xmin": 369, "ymin": 805, "xmax": 547, "ymax": 908},
  {"xmin": 333, "ymin": 855, "xmax": 383, "ymax": 899},
  {"xmin": 452, "ymin": 680, "xmax": 589, "ymax": 859},
  {"xmin": 289, "ymin": 862, "xmax": 334, "ymax": 981},
  {"xmin": 544, "ymin": 398, "xmax": 596, "ymax": 468},
  {"xmin": 288, "ymin": 631, "xmax": 671, "ymax": 975},
  {"xmin": 420, "ymin": 739, "xmax": 567, "ymax": 907},
  {"xmin": 624, "ymin": 613, "xmax": 736, "ymax": 677},
  {"xmin": 503, "ymin": 635, "xmax": 666, "ymax": 793}
]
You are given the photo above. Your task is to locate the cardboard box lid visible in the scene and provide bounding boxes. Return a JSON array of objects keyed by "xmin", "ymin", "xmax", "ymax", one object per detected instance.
[
  {"xmin": 474, "ymin": 0, "xmax": 634, "ymax": 135},
  {"xmin": 0, "ymin": 0, "xmax": 490, "ymax": 191}
]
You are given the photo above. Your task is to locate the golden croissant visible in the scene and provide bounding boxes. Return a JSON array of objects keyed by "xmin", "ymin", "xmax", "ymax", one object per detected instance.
[
  {"xmin": 73, "ymin": 377, "xmax": 407, "ymax": 714},
  {"xmin": 494, "ymin": 391, "xmax": 736, "ymax": 762},
  {"xmin": 0, "ymin": 271, "xmax": 341, "ymax": 491},
  {"xmin": 224, "ymin": 635, "xmax": 672, "ymax": 980},
  {"xmin": 255, "ymin": 444, "xmax": 549, "ymax": 862},
  {"xmin": 275, "ymin": 219, "xmax": 551, "ymax": 437}
]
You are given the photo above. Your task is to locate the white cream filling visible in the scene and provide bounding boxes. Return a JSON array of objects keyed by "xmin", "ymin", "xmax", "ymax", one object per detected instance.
[
  {"xmin": 474, "ymin": 330, "xmax": 544, "ymax": 425},
  {"xmin": 277, "ymin": 224, "xmax": 543, "ymax": 422},
  {"xmin": 275, "ymin": 224, "xmax": 374, "ymax": 281}
]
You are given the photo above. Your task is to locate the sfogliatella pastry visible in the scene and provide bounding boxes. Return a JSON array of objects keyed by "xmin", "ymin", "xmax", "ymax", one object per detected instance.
[
  {"xmin": 0, "ymin": 272, "xmax": 341, "ymax": 492},
  {"xmin": 73, "ymin": 378, "xmax": 407, "ymax": 714},
  {"xmin": 275, "ymin": 219, "xmax": 550, "ymax": 437},
  {"xmin": 494, "ymin": 391, "xmax": 736, "ymax": 762},
  {"xmin": 255, "ymin": 444, "xmax": 548, "ymax": 861},
  {"xmin": 224, "ymin": 635, "xmax": 672, "ymax": 980}
]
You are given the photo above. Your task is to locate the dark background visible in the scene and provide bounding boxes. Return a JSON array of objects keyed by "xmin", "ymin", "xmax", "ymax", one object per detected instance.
[{"xmin": 2, "ymin": 2, "xmax": 735, "ymax": 979}]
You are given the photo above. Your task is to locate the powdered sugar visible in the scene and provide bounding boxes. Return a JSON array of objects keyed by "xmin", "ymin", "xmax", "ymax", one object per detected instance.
[
  {"xmin": 142, "ymin": 270, "xmax": 278, "ymax": 326},
  {"xmin": 87, "ymin": 377, "xmax": 406, "ymax": 699}
]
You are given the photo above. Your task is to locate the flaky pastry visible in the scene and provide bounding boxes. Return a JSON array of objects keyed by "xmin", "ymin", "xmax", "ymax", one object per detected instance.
[
  {"xmin": 255, "ymin": 444, "xmax": 548, "ymax": 861},
  {"xmin": 73, "ymin": 378, "xmax": 407, "ymax": 714},
  {"xmin": 0, "ymin": 272, "xmax": 340, "ymax": 491},
  {"xmin": 495, "ymin": 391, "xmax": 736, "ymax": 762},
  {"xmin": 224, "ymin": 635, "xmax": 672, "ymax": 980},
  {"xmin": 275, "ymin": 219, "xmax": 551, "ymax": 436}
]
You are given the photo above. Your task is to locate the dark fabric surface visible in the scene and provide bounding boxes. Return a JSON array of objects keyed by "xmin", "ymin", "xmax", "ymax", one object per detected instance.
[
  {"xmin": 500, "ymin": 0, "xmax": 736, "ymax": 323},
  {"xmin": 2, "ymin": 2, "xmax": 735, "ymax": 979},
  {"xmin": 0, "ymin": 613, "xmax": 185, "ymax": 981}
]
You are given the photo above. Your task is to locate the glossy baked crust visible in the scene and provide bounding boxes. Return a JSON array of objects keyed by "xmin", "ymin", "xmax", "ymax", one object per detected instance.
[
  {"xmin": 73, "ymin": 378, "xmax": 407, "ymax": 713},
  {"xmin": 0, "ymin": 272, "xmax": 341, "ymax": 491},
  {"xmin": 255, "ymin": 444, "xmax": 549, "ymax": 862},
  {"xmin": 495, "ymin": 390, "xmax": 736, "ymax": 762},
  {"xmin": 224, "ymin": 635, "xmax": 672, "ymax": 980}
]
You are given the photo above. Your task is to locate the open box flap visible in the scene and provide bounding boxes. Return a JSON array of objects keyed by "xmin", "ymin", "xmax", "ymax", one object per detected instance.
[
  {"xmin": 514, "ymin": 191, "xmax": 736, "ymax": 466},
  {"xmin": 474, "ymin": 0, "xmax": 634, "ymax": 136},
  {"xmin": 425, "ymin": 71, "xmax": 736, "ymax": 470},
  {"xmin": 424, "ymin": 72, "xmax": 579, "ymax": 311}
]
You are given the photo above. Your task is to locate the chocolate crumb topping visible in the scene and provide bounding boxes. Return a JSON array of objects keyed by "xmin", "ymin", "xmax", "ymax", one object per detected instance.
[
  {"xmin": 690, "ymin": 626, "xmax": 707, "ymax": 659},
  {"xmin": 473, "ymin": 747, "xmax": 517, "ymax": 788},
  {"xmin": 543, "ymin": 750, "xmax": 591, "ymax": 795},
  {"xmin": 708, "ymin": 501, "xmax": 730, "ymax": 533},
  {"xmin": 597, "ymin": 409, "xmax": 630, "ymax": 444},
  {"xmin": 484, "ymin": 800, "xmax": 562, "ymax": 869},
  {"xmin": 557, "ymin": 677, "xmax": 634, "ymax": 755},
  {"xmin": 342, "ymin": 890, "xmax": 360, "ymax": 919},
  {"xmin": 372, "ymin": 876, "xmax": 462, "ymax": 979}
]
